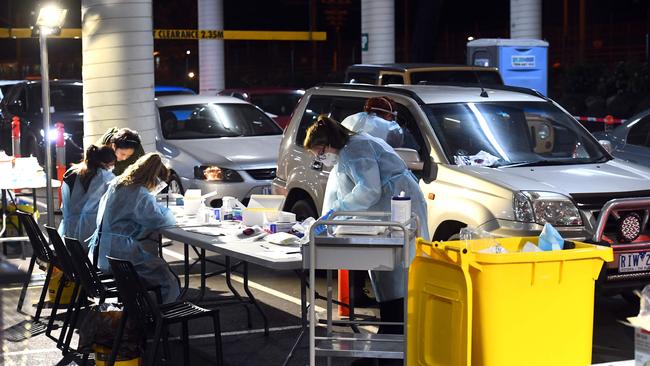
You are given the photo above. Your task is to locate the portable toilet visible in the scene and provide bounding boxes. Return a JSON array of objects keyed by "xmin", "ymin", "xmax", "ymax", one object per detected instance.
[{"xmin": 467, "ymin": 38, "xmax": 549, "ymax": 96}]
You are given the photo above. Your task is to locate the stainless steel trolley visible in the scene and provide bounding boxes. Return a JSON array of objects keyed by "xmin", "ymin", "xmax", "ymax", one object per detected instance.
[{"xmin": 305, "ymin": 211, "xmax": 417, "ymax": 366}]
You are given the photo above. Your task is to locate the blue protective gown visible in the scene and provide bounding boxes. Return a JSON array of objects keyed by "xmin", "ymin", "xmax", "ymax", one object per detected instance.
[
  {"xmin": 90, "ymin": 182, "xmax": 179, "ymax": 303},
  {"xmin": 58, "ymin": 168, "xmax": 115, "ymax": 244},
  {"xmin": 341, "ymin": 112, "xmax": 404, "ymax": 148},
  {"xmin": 322, "ymin": 133, "xmax": 429, "ymax": 302}
]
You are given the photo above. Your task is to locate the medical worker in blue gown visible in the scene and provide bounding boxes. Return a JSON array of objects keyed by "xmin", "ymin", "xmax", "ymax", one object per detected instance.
[
  {"xmin": 90, "ymin": 153, "xmax": 180, "ymax": 303},
  {"xmin": 303, "ymin": 115, "xmax": 429, "ymax": 334},
  {"xmin": 341, "ymin": 96, "xmax": 403, "ymax": 148},
  {"xmin": 58, "ymin": 145, "xmax": 116, "ymax": 244}
]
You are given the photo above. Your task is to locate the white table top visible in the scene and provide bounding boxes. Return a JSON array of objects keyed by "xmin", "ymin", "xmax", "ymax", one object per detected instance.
[
  {"xmin": 160, "ymin": 225, "xmax": 303, "ymax": 271},
  {"xmin": 0, "ymin": 178, "xmax": 61, "ymax": 190}
]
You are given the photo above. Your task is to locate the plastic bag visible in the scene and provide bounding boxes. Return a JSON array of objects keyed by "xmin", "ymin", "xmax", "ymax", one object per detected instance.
[
  {"xmin": 538, "ymin": 223, "xmax": 564, "ymax": 251},
  {"xmin": 459, "ymin": 227, "xmax": 506, "ymax": 253},
  {"xmin": 77, "ymin": 303, "xmax": 143, "ymax": 359}
]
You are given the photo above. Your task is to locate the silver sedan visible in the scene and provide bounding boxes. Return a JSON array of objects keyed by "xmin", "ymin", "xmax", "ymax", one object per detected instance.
[{"xmin": 155, "ymin": 95, "xmax": 283, "ymax": 206}]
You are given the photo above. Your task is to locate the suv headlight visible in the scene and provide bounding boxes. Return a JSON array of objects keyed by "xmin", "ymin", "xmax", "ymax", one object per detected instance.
[
  {"xmin": 513, "ymin": 191, "xmax": 583, "ymax": 226},
  {"xmin": 193, "ymin": 166, "xmax": 243, "ymax": 182}
]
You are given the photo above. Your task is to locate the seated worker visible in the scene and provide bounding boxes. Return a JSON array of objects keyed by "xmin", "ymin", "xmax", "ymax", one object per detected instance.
[
  {"xmin": 98, "ymin": 127, "xmax": 145, "ymax": 176},
  {"xmin": 58, "ymin": 145, "xmax": 116, "ymax": 244},
  {"xmin": 304, "ymin": 115, "xmax": 429, "ymax": 335},
  {"xmin": 90, "ymin": 153, "xmax": 179, "ymax": 303},
  {"xmin": 341, "ymin": 96, "xmax": 404, "ymax": 148}
]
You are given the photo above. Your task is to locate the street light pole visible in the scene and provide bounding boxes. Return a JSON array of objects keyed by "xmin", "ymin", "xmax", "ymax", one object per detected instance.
[{"xmin": 38, "ymin": 30, "xmax": 55, "ymax": 227}]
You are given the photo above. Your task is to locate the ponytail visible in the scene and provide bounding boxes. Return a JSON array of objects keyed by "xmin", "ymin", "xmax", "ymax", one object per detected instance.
[{"xmin": 71, "ymin": 145, "xmax": 116, "ymax": 191}]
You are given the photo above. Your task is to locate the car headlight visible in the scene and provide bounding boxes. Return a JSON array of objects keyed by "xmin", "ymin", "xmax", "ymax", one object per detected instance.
[
  {"xmin": 193, "ymin": 166, "xmax": 243, "ymax": 182},
  {"xmin": 513, "ymin": 191, "xmax": 583, "ymax": 226}
]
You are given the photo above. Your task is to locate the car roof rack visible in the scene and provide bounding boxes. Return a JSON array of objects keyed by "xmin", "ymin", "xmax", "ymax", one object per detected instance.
[
  {"xmin": 315, "ymin": 82, "xmax": 547, "ymax": 104},
  {"xmin": 315, "ymin": 83, "xmax": 426, "ymax": 105}
]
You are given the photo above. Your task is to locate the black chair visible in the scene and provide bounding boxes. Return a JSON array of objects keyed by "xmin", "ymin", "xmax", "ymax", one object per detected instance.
[
  {"xmin": 43, "ymin": 226, "xmax": 87, "ymax": 353},
  {"xmin": 107, "ymin": 256, "xmax": 223, "ymax": 366},
  {"xmin": 63, "ymin": 236, "xmax": 121, "ymax": 353},
  {"xmin": 15, "ymin": 211, "xmax": 56, "ymax": 323}
]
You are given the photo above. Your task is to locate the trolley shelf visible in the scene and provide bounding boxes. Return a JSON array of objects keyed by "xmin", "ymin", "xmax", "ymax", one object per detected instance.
[{"xmin": 315, "ymin": 333, "xmax": 404, "ymax": 359}]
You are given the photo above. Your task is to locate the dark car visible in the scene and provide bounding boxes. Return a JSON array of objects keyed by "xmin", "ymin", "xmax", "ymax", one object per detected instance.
[
  {"xmin": 0, "ymin": 80, "xmax": 84, "ymax": 165},
  {"xmin": 593, "ymin": 109, "xmax": 650, "ymax": 168},
  {"xmin": 344, "ymin": 63, "xmax": 504, "ymax": 86},
  {"xmin": 218, "ymin": 88, "xmax": 304, "ymax": 129}
]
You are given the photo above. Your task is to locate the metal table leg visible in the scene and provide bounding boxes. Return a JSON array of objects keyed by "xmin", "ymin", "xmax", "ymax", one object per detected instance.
[
  {"xmin": 224, "ymin": 256, "xmax": 252, "ymax": 328},
  {"xmin": 242, "ymin": 261, "xmax": 269, "ymax": 336},
  {"xmin": 283, "ymin": 269, "xmax": 308, "ymax": 366}
]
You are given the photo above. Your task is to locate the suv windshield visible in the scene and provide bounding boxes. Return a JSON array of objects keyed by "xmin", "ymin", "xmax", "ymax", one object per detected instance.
[
  {"xmin": 424, "ymin": 101, "xmax": 608, "ymax": 167},
  {"xmin": 249, "ymin": 93, "xmax": 302, "ymax": 116},
  {"xmin": 28, "ymin": 83, "xmax": 83, "ymax": 112},
  {"xmin": 412, "ymin": 70, "xmax": 503, "ymax": 85},
  {"xmin": 159, "ymin": 103, "xmax": 282, "ymax": 139}
]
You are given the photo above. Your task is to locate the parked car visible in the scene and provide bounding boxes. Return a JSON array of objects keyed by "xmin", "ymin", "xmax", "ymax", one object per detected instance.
[
  {"xmin": 0, "ymin": 80, "xmax": 23, "ymax": 103},
  {"xmin": 155, "ymin": 95, "xmax": 283, "ymax": 206},
  {"xmin": 0, "ymin": 80, "xmax": 84, "ymax": 165},
  {"xmin": 155, "ymin": 85, "xmax": 196, "ymax": 97},
  {"xmin": 218, "ymin": 88, "xmax": 305, "ymax": 129},
  {"xmin": 593, "ymin": 109, "xmax": 650, "ymax": 168},
  {"xmin": 344, "ymin": 63, "xmax": 504, "ymax": 86},
  {"xmin": 273, "ymin": 83, "xmax": 650, "ymax": 293}
]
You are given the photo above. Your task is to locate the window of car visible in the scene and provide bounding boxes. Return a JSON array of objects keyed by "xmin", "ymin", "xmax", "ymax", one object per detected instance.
[
  {"xmin": 295, "ymin": 96, "xmax": 366, "ymax": 146},
  {"xmin": 411, "ymin": 70, "xmax": 503, "ymax": 85},
  {"xmin": 27, "ymin": 84, "xmax": 83, "ymax": 112},
  {"xmin": 249, "ymin": 93, "xmax": 302, "ymax": 117},
  {"xmin": 380, "ymin": 74, "xmax": 405, "ymax": 85},
  {"xmin": 627, "ymin": 115, "xmax": 650, "ymax": 148},
  {"xmin": 346, "ymin": 72, "xmax": 378, "ymax": 84},
  {"xmin": 159, "ymin": 103, "xmax": 282, "ymax": 140},
  {"xmin": 424, "ymin": 101, "xmax": 607, "ymax": 166},
  {"xmin": 2, "ymin": 85, "xmax": 26, "ymax": 112}
]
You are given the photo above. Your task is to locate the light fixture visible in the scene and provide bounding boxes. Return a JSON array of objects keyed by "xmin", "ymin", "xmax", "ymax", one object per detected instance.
[
  {"xmin": 35, "ymin": 2, "xmax": 67, "ymax": 227},
  {"xmin": 617, "ymin": 212, "xmax": 642, "ymax": 243},
  {"xmin": 467, "ymin": 36, "xmax": 475, "ymax": 41},
  {"xmin": 188, "ymin": 71, "xmax": 195, "ymax": 79},
  {"xmin": 186, "ymin": 50, "xmax": 191, "ymax": 55},
  {"xmin": 36, "ymin": 4, "xmax": 67, "ymax": 35}
]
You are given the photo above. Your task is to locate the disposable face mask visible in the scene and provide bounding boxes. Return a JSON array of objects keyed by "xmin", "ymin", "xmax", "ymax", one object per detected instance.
[
  {"xmin": 106, "ymin": 166, "xmax": 114, "ymax": 173},
  {"xmin": 151, "ymin": 178, "xmax": 168, "ymax": 196},
  {"xmin": 318, "ymin": 152, "xmax": 339, "ymax": 168}
]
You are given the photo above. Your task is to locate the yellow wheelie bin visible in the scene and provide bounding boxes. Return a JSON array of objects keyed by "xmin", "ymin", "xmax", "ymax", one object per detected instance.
[{"xmin": 407, "ymin": 236, "xmax": 613, "ymax": 366}]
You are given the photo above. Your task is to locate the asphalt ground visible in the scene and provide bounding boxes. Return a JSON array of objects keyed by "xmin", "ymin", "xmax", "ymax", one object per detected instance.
[{"xmin": 0, "ymin": 191, "xmax": 642, "ymax": 365}]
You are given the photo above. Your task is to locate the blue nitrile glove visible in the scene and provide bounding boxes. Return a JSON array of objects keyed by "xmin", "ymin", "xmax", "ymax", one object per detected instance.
[
  {"xmin": 538, "ymin": 223, "xmax": 564, "ymax": 251},
  {"xmin": 314, "ymin": 209, "xmax": 334, "ymax": 236}
]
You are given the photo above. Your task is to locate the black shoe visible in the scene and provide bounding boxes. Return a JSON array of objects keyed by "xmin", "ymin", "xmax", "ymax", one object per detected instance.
[{"xmin": 353, "ymin": 292, "xmax": 378, "ymax": 307}]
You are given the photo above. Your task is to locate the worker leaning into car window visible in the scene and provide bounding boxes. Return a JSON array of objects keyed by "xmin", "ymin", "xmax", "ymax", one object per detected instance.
[
  {"xmin": 90, "ymin": 153, "xmax": 180, "ymax": 303},
  {"xmin": 304, "ymin": 114, "xmax": 429, "ymax": 335},
  {"xmin": 98, "ymin": 127, "xmax": 145, "ymax": 176},
  {"xmin": 341, "ymin": 96, "xmax": 404, "ymax": 148},
  {"xmin": 58, "ymin": 144, "xmax": 116, "ymax": 245}
]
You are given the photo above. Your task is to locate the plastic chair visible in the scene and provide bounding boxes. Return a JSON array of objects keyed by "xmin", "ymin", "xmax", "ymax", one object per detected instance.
[
  {"xmin": 15, "ymin": 210, "xmax": 56, "ymax": 322},
  {"xmin": 107, "ymin": 256, "xmax": 223, "ymax": 366}
]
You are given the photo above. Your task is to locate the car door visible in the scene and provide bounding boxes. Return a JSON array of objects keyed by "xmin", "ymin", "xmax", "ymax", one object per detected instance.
[{"xmin": 618, "ymin": 114, "xmax": 650, "ymax": 167}]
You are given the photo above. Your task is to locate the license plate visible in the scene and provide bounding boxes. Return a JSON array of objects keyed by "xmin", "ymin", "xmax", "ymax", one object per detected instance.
[
  {"xmin": 254, "ymin": 185, "xmax": 272, "ymax": 195},
  {"xmin": 619, "ymin": 251, "xmax": 650, "ymax": 273}
]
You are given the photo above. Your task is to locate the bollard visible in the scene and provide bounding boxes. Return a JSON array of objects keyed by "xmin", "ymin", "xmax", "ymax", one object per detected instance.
[
  {"xmin": 55, "ymin": 122, "xmax": 66, "ymax": 207},
  {"xmin": 11, "ymin": 116, "xmax": 21, "ymax": 158},
  {"xmin": 338, "ymin": 269, "xmax": 349, "ymax": 316}
]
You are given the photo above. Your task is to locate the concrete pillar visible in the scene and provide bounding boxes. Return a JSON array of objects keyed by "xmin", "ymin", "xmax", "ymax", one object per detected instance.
[
  {"xmin": 510, "ymin": 0, "xmax": 542, "ymax": 39},
  {"xmin": 198, "ymin": 0, "xmax": 224, "ymax": 95},
  {"xmin": 361, "ymin": 0, "xmax": 394, "ymax": 64},
  {"xmin": 81, "ymin": 0, "xmax": 156, "ymax": 152}
]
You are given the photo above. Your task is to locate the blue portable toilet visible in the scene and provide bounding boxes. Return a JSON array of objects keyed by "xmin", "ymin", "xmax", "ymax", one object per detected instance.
[{"xmin": 467, "ymin": 38, "xmax": 549, "ymax": 96}]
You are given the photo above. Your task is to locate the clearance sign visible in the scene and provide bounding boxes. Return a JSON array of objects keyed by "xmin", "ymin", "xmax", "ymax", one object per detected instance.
[
  {"xmin": 0, "ymin": 28, "xmax": 326, "ymax": 41},
  {"xmin": 154, "ymin": 29, "xmax": 223, "ymax": 40}
]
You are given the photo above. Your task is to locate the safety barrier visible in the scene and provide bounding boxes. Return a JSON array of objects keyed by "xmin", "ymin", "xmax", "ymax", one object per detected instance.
[{"xmin": 55, "ymin": 122, "xmax": 65, "ymax": 207}]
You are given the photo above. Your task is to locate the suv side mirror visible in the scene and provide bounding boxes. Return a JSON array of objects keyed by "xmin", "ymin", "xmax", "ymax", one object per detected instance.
[
  {"xmin": 395, "ymin": 148, "xmax": 424, "ymax": 171},
  {"xmin": 598, "ymin": 140, "xmax": 613, "ymax": 154}
]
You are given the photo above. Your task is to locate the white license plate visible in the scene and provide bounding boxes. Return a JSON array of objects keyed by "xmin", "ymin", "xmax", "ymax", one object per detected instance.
[
  {"xmin": 619, "ymin": 252, "xmax": 650, "ymax": 273},
  {"xmin": 254, "ymin": 185, "xmax": 272, "ymax": 195}
]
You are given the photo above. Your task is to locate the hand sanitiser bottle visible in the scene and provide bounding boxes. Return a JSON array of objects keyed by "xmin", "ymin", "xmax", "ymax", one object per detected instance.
[{"xmin": 391, "ymin": 191, "xmax": 411, "ymax": 229}]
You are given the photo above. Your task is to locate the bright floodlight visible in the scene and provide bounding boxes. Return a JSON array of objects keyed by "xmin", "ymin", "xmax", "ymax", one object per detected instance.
[
  {"xmin": 188, "ymin": 72, "xmax": 196, "ymax": 79},
  {"xmin": 36, "ymin": 4, "xmax": 67, "ymax": 29}
]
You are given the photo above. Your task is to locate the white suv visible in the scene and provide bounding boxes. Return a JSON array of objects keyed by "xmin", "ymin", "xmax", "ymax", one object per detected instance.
[{"xmin": 272, "ymin": 83, "xmax": 650, "ymax": 292}]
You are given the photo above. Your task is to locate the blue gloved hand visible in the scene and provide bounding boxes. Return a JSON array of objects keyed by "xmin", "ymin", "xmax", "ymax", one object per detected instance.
[{"xmin": 314, "ymin": 209, "xmax": 334, "ymax": 235}]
